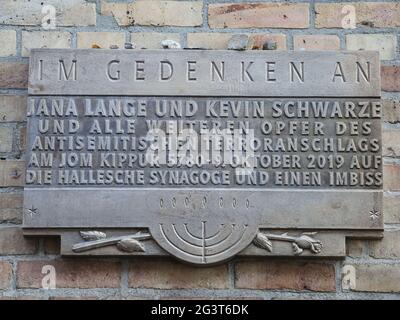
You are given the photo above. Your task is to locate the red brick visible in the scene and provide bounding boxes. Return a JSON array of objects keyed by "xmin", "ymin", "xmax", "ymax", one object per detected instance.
[
  {"xmin": 187, "ymin": 33, "xmax": 287, "ymax": 50},
  {"xmin": 0, "ymin": 261, "xmax": 13, "ymax": 290},
  {"xmin": 102, "ymin": 1, "xmax": 203, "ymax": 27},
  {"xmin": 250, "ymin": 34, "xmax": 287, "ymax": 50},
  {"xmin": 382, "ymin": 66, "xmax": 400, "ymax": 92},
  {"xmin": 0, "ymin": 227, "xmax": 37, "ymax": 255},
  {"xmin": 0, "ymin": 62, "xmax": 28, "ymax": 88},
  {"xmin": 315, "ymin": 2, "xmax": 400, "ymax": 29},
  {"xmin": 294, "ymin": 35, "xmax": 340, "ymax": 51},
  {"xmin": 17, "ymin": 260, "xmax": 121, "ymax": 289},
  {"xmin": 208, "ymin": 3, "xmax": 309, "ymax": 29},
  {"xmin": 129, "ymin": 258, "xmax": 229, "ymax": 289},
  {"xmin": 235, "ymin": 260, "xmax": 336, "ymax": 292}
]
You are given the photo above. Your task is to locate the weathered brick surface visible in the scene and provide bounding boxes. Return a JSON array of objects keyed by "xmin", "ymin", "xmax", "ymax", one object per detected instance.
[
  {"xmin": 43, "ymin": 238, "xmax": 61, "ymax": 255},
  {"xmin": 346, "ymin": 240, "xmax": 366, "ymax": 258},
  {"xmin": 209, "ymin": 3, "xmax": 309, "ymax": 29},
  {"xmin": 0, "ymin": 96, "xmax": 27, "ymax": 123},
  {"xmin": 351, "ymin": 264, "xmax": 400, "ymax": 292},
  {"xmin": 131, "ymin": 33, "xmax": 181, "ymax": 49},
  {"xmin": 0, "ymin": 227, "xmax": 37, "ymax": 255},
  {"xmin": 161, "ymin": 296, "xmax": 263, "ymax": 300},
  {"xmin": 187, "ymin": 33, "xmax": 229, "ymax": 49},
  {"xmin": 0, "ymin": 63, "xmax": 28, "ymax": 89},
  {"xmin": 21, "ymin": 31, "xmax": 72, "ymax": 57},
  {"xmin": 17, "ymin": 260, "xmax": 121, "ymax": 289},
  {"xmin": 0, "ymin": 160, "xmax": 25, "ymax": 187},
  {"xmin": 370, "ymin": 230, "xmax": 400, "ymax": 259},
  {"xmin": 383, "ymin": 99, "xmax": 400, "ymax": 123},
  {"xmin": 135, "ymin": 1, "xmax": 203, "ymax": 27},
  {"xmin": 235, "ymin": 260, "xmax": 336, "ymax": 292},
  {"xmin": 346, "ymin": 34, "xmax": 396, "ymax": 61},
  {"xmin": 383, "ymin": 194, "xmax": 400, "ymax": 224},
  {"xmin": 0, "ymin": 126, "xmax": 13, "ymax": 153},
  {"xmin": 187, "ymin": 33, "xmax": 286, "ymax": 50},
  {"xmin": 381, "ymin": 66, "xmax": 400, "ymax": 92},
  {"xmin": 250, "ymin": 34, "xmax": 287, "ymax": 50},
  {"xmin": 0, "ymin": 261, "xmax": 13, "ymax": 290},
  {"xmin": 77, "ymin": 32, "xmax": 125, "ymax": 49},
  {"xmin": 0, "ymin": 30, "xmax": 16, "ymax": 57},
  {"xmin": 315, "ymin": 2, "xmax": 400, "ymax": 28},
  {"xmin": 19, "ymin": 127, "xmax": 26, "ymax": 152},
  {"xmin": 0, "ymin": 0, "xmax": 96, "ymax": 26},
  {"xmin": 129, "ymin": 259, "xmax": 229, "ymax": 289},
  {"xmin": 0, "ymin": 193, "xmax": 23, "ymax": 223},
  {"xmin": 49, "ymin": 296, "xmax": 98, "ymax": 300},
  {"xmin": 384, "ymin": 164, "xmax": 400, "ymax": 191},
  {"xmin": 0, "ymin": 296, "xmax": 46, "ymax": 300},
  {"xmin": 102, "ymin": 1, "xmax": 203, "ymax": 27},
  {"xmin": 294, "ymin": 35, "xmax": 340, "ymax": 51},
  {"xmin": 383, "ymin": 129, "xmax": 400, "ymax": 158},
  {"xmin": 100, "ymin": 1, "xmax": 135, "ymax": 26}
]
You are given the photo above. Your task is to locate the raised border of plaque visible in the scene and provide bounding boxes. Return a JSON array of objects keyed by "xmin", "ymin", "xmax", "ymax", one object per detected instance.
[{"xmin": 24, "ymin": 49, "xmax": 383, "ymax": 265}]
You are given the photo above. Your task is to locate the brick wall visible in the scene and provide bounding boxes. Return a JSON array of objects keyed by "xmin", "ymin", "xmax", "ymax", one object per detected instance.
[{"xmin": 0, "ymin": 0, "xmax": 399, "ymax": 300}]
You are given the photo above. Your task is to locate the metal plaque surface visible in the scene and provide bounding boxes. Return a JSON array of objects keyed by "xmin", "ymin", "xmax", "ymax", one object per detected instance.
[{"xmin": 24, "ymin": 49, "xmax": 382, "ymax": 265}]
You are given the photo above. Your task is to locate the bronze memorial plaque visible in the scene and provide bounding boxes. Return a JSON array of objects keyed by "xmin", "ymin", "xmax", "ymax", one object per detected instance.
[{"xmin": 24, "ymin": 49, "xmax": 382, "ymax": 265}]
